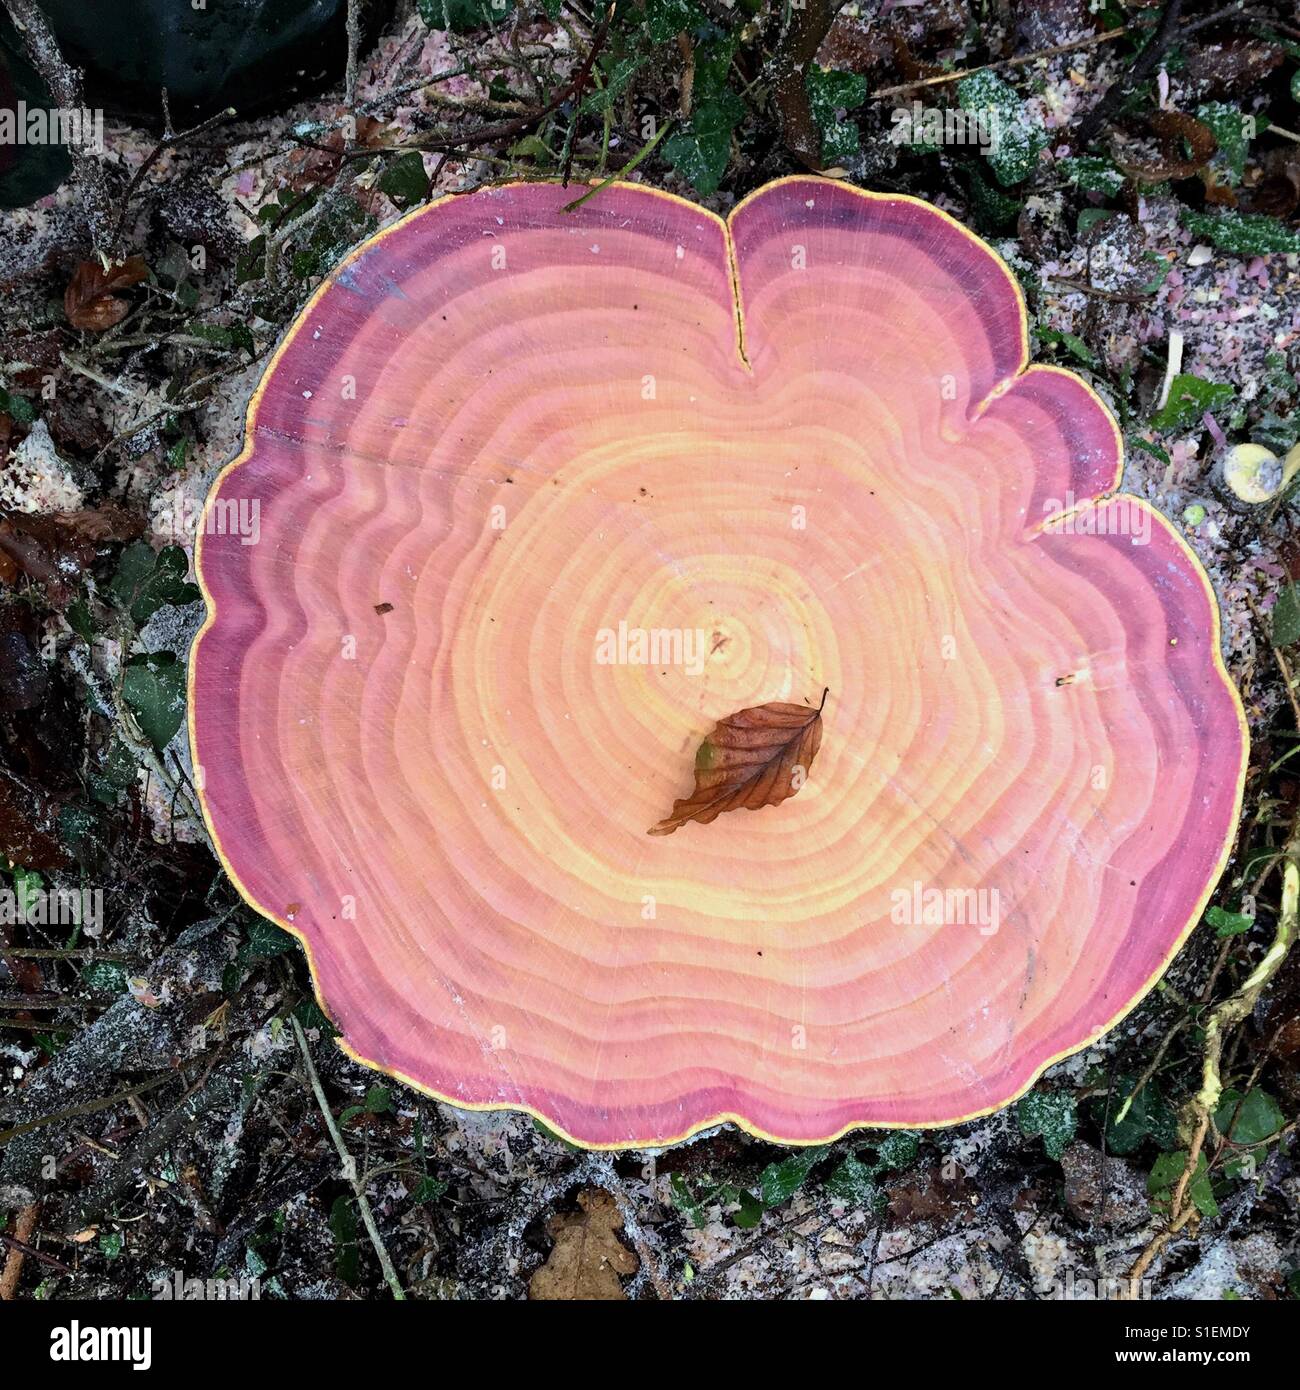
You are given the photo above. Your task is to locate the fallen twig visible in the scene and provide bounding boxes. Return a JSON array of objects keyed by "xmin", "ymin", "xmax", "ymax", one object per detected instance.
[
  {"xmin": 290, "ymin": 1014, "xmax": 406, "ymax": 1301},
  {"xmin": 1, "ymin": 0, "xmax": 117, "ymax": 255}
]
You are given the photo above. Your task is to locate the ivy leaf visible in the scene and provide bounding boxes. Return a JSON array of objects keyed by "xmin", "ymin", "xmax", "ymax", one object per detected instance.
[
  {"xmin": 1092, "ymin": 1075, "xmax": 1178, "ymax": 1156},
  {"xmin": 1274, "ymin": 583, "xmax": 1300, "ymax": 647},
  {"xmin": 329, "ymin": 1195, "xmax": 359, "ymax": 1286},
  {"xmin": 1204, "ymin": 905, "xmax": 1254, "ymax": 937},
  {"xmin": 826, "ymin": 1154, "xmax": 885, "ymax": 1210},
  {"xmin": 1017, "ymin": 1087, "xmax": 1077, "ymax": 1160},
  {"xmin": 648, "ymin": 691, "xmax": 827, "ymax": 835},
  {"xmin": 807, "ymin": 64, "xmax": 866, "ymax": 165},
  {"xmin": 662, "ymin": 89, "xmax": 744, "ymax": 196},
  {"xmin": 1149, "ymin": 1150, "xmax": 1218, "ymax": 1217},
  {"xmin": 669, "ymin": 1172, "xmax": 708, "ymax": 1228},
  {"xmin": 411, "ymin": 1174, "xmax": 448, "ymax": 1203},
  {"xmin": 110, "ymin": 542, "xmax": 201, "ymax": 626},
  {"xmin": 1057, "ymin": 155, "xmax": 1126, "ymax": 197},
  {"xmin": 731, "ymin": 1189, "xmax": 764, "ymax": 1229},
  {"xmin": 1150, "ymin": 373, "xmax": 1234, "ymax": 431},
  {"xmin": 1180, "ymin": 208, "xmax": 1300, "ymax": 257},
  {"xmin": 758, "ymin": 1145, "xmax": 827, "ymax": 1207},
  {"xmin": 964, "ymin": 160, "xmax": 1022, "ymax": 232},
  {"xmin": 1038, "ymin": 326, "xmax": 1099, "ymax": 368},
  {"xmin": 0, "ymin": 385, "xmax": 36, "ymax": 424},
  {"xmin": 874, "ymin": 1130, "xmax": 921, "ymax": 1170},
  {"xmin": 121, "ymin": 652, "xmax": 186, "ymax": 750},
  {"xmin": 956, "ymin": 70, "xmax": 1046, "ymax": 187},
  {"xmin": 245, "ymin": 918, "xmax": 296, "ymax": 958},
  {"xmin": 1195, "ymin": 102, "xmax": 1250, "ymax": 184},
  {"xmin": 378, "ymin": 152, "xmax": 429, "ymax": 209},
  {"xmin": 581, "ymin": 56, "xmax": 646, "ymax": 116},
  {"xmin": 416, "ymin": 0, "xmax": 513, "ymax": 32},
  {"xmin": 1214, "ymin": 1088, "xmax": 1285, "ymax": 1146},
  {"xmin": 641, "ymin": 0, "xmax": 709, "ymax": 43}
]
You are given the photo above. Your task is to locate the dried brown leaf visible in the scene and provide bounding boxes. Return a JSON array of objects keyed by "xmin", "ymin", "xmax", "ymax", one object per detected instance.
[
  {"xmin": 0, "ymin": 504, "xmax": 145, "ymax": 598},
  {"xmin": 64, "ymin": 255, "xmax": 149, "ymax": 332},
  {"xmin": 1115, "ymin": 110, "xmax": 1216, "ymax": 183},
  {"xmin": 528, "ymin": 1189, "xmax": 637, "ymax": 1301},
  {"xmin": 648, "ymin": 690, "xmax": 827, "ymax": 836}
]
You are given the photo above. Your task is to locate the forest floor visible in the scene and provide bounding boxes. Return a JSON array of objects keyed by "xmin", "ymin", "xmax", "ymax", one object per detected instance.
[{"xmin": 1, "ymin": 0, "xmax": 1299, "ymax": 1301}]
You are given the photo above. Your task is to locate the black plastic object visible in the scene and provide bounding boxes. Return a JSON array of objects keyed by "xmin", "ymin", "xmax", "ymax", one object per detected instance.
[
  {"xmin": 0, "ymin": 19, "xmax": 71, "ymax": 209},
  {"xmin": 33, "ymin": 0, "xmax": 355, "ymax": 119}
]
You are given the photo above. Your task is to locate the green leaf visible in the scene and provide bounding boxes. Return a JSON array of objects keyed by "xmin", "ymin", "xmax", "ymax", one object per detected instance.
[
  {"xmin": 121, "ymin": 652, "xmax": 186, "ymax": 749},
  {"xmin": 110, "ymin": 542, "xmax": 200, "ymax": 626},
  {"xmin": 378, "ymin": 152, "xmax": 429, "ymax": 209},
  {"xmin": 1214, "ymin": 1088, "xmax": 1285, "ymax": 1146},
  {"xmin": 364, "ymin": 1084, "xmax": 393, "ymax": 1114},
  {"xmin": 874, "ymin": 1130, "xmax": 920, "ymax": 1170},
  {"xmin": 581, "ymin": 56, "xmax": 646, "ymax": 116},
  {"xmin": 1016, "ymin": 1088, "xmax": 1077, "ymax": 1160},
  {"xmin": 640, "ymin": 0, "xmax": 709, "ymax": 43},
  {"xmin": 0, "ymin": 385, "xmax": 36, "ymax": 424},
  {"xmin": 82, "ymin": 960, "xmax": 129, "ymax": 995},
  {"xmin": 98, "ymin": 1231, "xmax": 123, "ymax": 1259},
  {"xmin": 1038, "ymin": 326, "xmax": 1099, "ymax": 368},
  {"xmin": 292, "ymin": 996, "xmax": 339, "ymax": 1037},
  {"xmin": 964, "ymin": 161, "xmax": 1022, "ymax": 232},
  {"xmin": 1093, "ymin": 1075, "xmax": 1178, "ymax": 1156},
  {"xmin": 669, "ymin": 1172, "xmax": 708, "ymax": 1229},
  {"xmin": 1130, "ymin": 437, "xmax": 1171, "ymax": 466},
  {"xmin": 412, "ymin": 1174, "xmax": 448, "ymax": 1203},
  {"xmin": 245, "ymin": 918, "xmax": 297, "ymax": 958},
  {"xmin": 758, "ymin": 1145, "xmax": 827, "ymax": 1207},
  {"xmin": 1275, "ymin": 583, "xmax": 1300, "ymax": 647},
  {"xmin": 731, "ymin": 1189, "xmax": 764, "ymax": 1229},
  {"xmin": 1196, "ymin": 103, "xmax": 1250, "ymax": 184},
  {"xmin": 1205, "ymin": 905, "xmax": 1254, "ymax": 937},
  {"xmin": 1150, "ymin": 373, "xmax": 1235, "ymax": 432},
  {"xmin": 1180, "ymin": 208, "xmax": 1300, "ymax": 257},
  {"xmin": 329, "ymin": 1195, "xmax": 359, "ymax": 1286},
  {"xmin": 662, "ymin": 89, "xmax": 744, "ymax": 195},
  {"xmin": 531, "ymin": 1116, "xmax": 581, "ymax": 1150},
  {"xmin": 235, "ymin": 234, "xmax": 267, "ymax": 285},
  {"xmin": 1149, "ymin": 1150, "xmax": 1218, "ymax": 1217},
  {"xmin": 1058, "ymin": 155, "xmax": 1125, "ymax": 197},
  {"xmin": 416, "ymin": 0, "xmax": 513, "ymax": 32},
  {"xmin": 826, "ymin": 1154, "xmax": 885, "ymax": 1210},
  {"xmin": 807, "ymin": 64, "xmax": 867, "ymax": 164},
  {"xmin": 956, "ymin": 69, "xmax": 1046, "ymax": 187},
  {"xmin": 1077, "ymin": 207, "xmax": 1114, "ymax": 235}
]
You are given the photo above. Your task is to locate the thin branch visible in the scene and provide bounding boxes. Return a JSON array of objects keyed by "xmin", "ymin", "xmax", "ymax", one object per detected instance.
[
  {"xmin": 1, "ymin": 0, "xmax": 117, "ymax": 255},
  {"xmin": 870, "ymin": 28, "xmax": 1130, "ymax": 100},
  {"xmin": 346, "ymin": 0, "xmax": 364, "ymax": 106},
  {"xmin": 290, "ymin": 1015, "xmax": 406, "ymax": 1300},
  {"xmin": 111, "ymin": 99, "xmax": 237, "ymax": 247}
]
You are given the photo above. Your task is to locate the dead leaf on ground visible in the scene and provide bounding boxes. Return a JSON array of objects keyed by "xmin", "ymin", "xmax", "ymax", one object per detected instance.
[
  {"xmin": 0, "ymin": 504, "xmax": 144, "ymax": 599},
  {"xmin": 1114, "ymin": 110, "xmax": 1216, "ymax": 183},
  {"xmin": 64, "ymin": 256, "xmax": 150, "ymax": 332},
  {"xmin": 648, "ymin": 690, "xmax": 827, "ymax": 835},
  {"xmin": 528, "ymin": 1188, "xmax": 638, "ymax": 1301}
]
